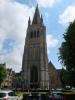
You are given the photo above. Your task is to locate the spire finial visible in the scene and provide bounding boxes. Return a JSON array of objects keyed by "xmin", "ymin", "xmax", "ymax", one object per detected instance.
[
  {"xmin": 36, "ymin": 3, "xmax": 38, "ymax": 9},
  {"xmin": 41, "ymin": 14, "xmax": 43, "ymax": 25},
  {"xmin": 32, "ymin": 4, "xmax": 41, "ymax": 24},
  {"xmin": 28, "ymin": 16, "xmax": 31, "ymax": 26}
]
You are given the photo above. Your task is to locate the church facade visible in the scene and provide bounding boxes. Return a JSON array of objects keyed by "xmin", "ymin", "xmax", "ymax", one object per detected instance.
[
  {"xmin": 1, "ymin": 6, "xmax": 62, "ymax": 90},
  {"xmin": 22, "ymin": 6, "xmax": 61, "ymax": 90},
  {"xmin": 22, "ymin": 5, "xmax": 49, "ymax": 89}
]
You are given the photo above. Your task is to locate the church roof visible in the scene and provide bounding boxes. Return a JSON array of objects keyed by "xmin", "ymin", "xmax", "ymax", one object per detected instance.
[
  {"xmin": 32, "ymin": 5, "xmax": 41, "ymax": 24},
  {"xmin": 48, "ymin": 61, "xmax": 56, "ymax": 70}
]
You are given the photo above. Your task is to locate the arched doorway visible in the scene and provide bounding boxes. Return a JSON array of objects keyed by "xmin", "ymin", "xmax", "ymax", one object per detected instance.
[{"xmin": 30, "ymin": 66, "xmax": 39, "ymax": 88}]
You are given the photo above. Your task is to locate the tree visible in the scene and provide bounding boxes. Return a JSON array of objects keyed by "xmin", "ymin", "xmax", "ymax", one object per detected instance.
[
  {"xmin": 59, "ymin": 20, "xmax": 75, "ymax": 86},
  {"xmin": 0, "ymin": 63, "xmax": 7, "ymax": 87},
  {"xmin": 60, "ymin": 68, "xmax": 70, "ymax": 87}
]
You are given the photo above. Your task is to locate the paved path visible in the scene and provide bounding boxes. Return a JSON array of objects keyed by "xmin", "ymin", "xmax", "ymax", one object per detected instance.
[{"xmin": 17, "ymin": 95, "xmax": 23, "ymax": 100}]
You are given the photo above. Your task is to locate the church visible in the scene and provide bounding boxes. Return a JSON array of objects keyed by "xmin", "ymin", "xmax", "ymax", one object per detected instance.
[{"xmin": 22, "ymin": 5, "xmax": 61, "ymax": 90}]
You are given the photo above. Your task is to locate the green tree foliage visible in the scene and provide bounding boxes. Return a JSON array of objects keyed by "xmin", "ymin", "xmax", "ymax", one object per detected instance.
[
  {"xmin": 0, "ymin": 64, "xmax": 7, "ymax": 87},
  {"xmin": 60, "ymin": 68, "xmax": 70, "ymax": 87},
  {"xmin": 59, "ymin": 20, "xmax": 75, "ymax": 86}
]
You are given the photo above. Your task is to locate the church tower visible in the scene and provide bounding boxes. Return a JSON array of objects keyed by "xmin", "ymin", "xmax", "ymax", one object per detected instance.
[{"xmin": 22, "ymin": 5, "xmax": 49, "ymax": 89}]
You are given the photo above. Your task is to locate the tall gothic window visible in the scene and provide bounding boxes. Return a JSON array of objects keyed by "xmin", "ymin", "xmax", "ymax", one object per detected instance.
[
  {"xmin": 34, "ymin": 30, "xmax": 36, "ymax": 38},
  {"xmin": 37, "ymin": 30, "xmax": 39, "ymax": 37},
  {"xmin": 30, "ymin": 30, "xmax": 40, "ymax": 38},
  {"xmin": 30, "ymin": 66, "xmax": 38, "ymax": 83},
  {"xmin": 30, "ymin": 31, "xmax": 33, "ymax": 38}
]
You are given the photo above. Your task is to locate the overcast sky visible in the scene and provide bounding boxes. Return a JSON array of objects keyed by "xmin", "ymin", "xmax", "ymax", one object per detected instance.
[{"xmin": 0, "ymin": 0, "xmax": 75, "ymax": 72}]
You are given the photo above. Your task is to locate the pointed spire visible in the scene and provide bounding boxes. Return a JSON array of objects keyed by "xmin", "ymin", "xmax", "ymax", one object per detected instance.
[
  {"xmin": 28, "ymin": 16, "xmax": 31, "ymax": 26},
  {"xmin": 41, "ymin": 14, "xmax": 43, "ymax": 25},
  {"xmin": 32, "ymin": 4, "xmax": 41, "ymax": 24}
]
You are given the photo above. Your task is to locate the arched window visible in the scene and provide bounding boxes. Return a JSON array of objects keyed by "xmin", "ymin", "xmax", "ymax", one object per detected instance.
[
  {"xmin": 37, "ymin": 30, "xmax": 39, "ymax": 37},
  {"xmin": 34, "ymin": 30, "xmax": 36, "ymax": 38},
  {"xmin": 30, "ymin": 30, "xmax": 40, "ymax": 38},
  {"xmin": 30, "ymin": 31, "xmax": 33, "ymax": 38},
  {"xmin": 30, "ymin": 66, "xmax": 38, "ymax": 83}
]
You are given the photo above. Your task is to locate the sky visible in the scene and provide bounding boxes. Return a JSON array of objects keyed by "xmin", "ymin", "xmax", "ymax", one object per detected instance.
[{"xmin": 0, "ymin": 0, "xmax": 75, "ymax": 72}]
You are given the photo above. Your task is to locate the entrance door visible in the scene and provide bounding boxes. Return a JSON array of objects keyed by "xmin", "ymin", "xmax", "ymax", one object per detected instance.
[{"xmin": 30, "ymin": 66, "xmax": 38, "ymax": 88}]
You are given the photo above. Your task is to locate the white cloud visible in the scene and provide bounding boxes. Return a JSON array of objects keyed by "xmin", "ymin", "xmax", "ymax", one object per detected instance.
[
  {"xmin": 59, "ymin": 4, "xmax": 75, "ymax": 25},
  {"xmin": 0, "ymin": 0, "xmax": 58, "ymax": 72},
  {"xmin": 47, "ymin": 34, "xmax": 58, "ymax": 48},
  {"xmin": 46, "ymin": 34, "xmax": 58, "ymax": 54},
  {"xmin": 45, "ymin": 12, "xmax": 49, "ymax": 18},
  {"xmin": 0, "ymin": 0, "xmax": 34, "ymax": 72},
  {"xmin": 37, "ymin": 0, "xmax": 60, "ymax": 8}
]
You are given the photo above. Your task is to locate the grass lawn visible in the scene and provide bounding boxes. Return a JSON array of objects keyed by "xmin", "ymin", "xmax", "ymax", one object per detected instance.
[
  {"xmin": 16, "ymin": 91, "xmax": 28, "ymax": 96},
  {"xmin": 15, "ymin": 89, "xmax": 75, "ymax": 97},
  {"xmin": 63, "ymin": 89, "xmax": 75, "ymax": 94}
]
